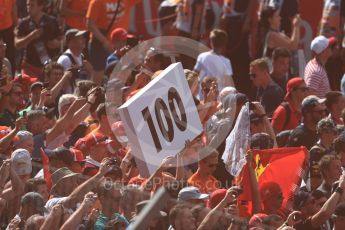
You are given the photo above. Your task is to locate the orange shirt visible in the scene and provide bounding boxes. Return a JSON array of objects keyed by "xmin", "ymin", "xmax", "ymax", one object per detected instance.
[
  {"xmin": 86, "ymin": 0, "xmax": 141, "ymax": 32},
  {"xmin": 0, "ymin": 0, "xmax": 15, "ymax": 30},
  {"xmin": 64, "ymin": 0, "xmax": 89, "ymax": 30},
  {"xmin": 188, "ymin": 171, "xmax": 220, "ymax": 194}
]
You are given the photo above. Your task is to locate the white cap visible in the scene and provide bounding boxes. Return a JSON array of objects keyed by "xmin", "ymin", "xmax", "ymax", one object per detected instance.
[
  {"xmin": 310, "ymin": 35, "xmax": 335, "ymax": 55},
  {"xmin": 11, "ymin": 148, "xmax": 32, "ymax": 176}
]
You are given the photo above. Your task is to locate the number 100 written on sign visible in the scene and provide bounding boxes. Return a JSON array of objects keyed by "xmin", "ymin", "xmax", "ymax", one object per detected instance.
[{"xmin": 141, "ymin": 87, "xmax": 187, "ymax": 152}]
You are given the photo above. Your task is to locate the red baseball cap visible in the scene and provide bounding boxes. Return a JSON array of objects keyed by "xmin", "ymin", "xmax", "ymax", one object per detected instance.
[
  {"xmin": 13, "ymin": 74, "xmax": 38, "ymax": 94},
  {"xmin": 207, "ymin": 189, "xmax": 227, "ymax": 208},
  {"xmin": 284, "ymin": 77, "xmax": 305, "ymax": 100},
  {"xmin": 110, "ymin": 28, "xmax": 134, "ymax": 43},
  {"xmin": 75, "ymin": 133, "xmax": 108, "ymax": 153},
  {"xmin": 74, "ymin": 133, "xmax": 118, "ymax": 155}
]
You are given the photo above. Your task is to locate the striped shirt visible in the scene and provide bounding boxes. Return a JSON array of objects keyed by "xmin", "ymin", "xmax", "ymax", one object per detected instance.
[{"xmin": 304, "ymin": 58, "xmax": 330, "ymax": 98}]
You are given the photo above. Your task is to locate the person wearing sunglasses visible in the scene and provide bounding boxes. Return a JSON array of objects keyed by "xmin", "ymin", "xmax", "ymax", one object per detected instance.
[
  {"xmin": 272, "ymin": 77, "xmax": 309, "ymax": 134},
  {"xmin": 287, "ymin": 95, "xmax": 328, "ymax": 150},
  {"xmin": 249, "ymin": 58, "xmax": 284, "ymax": 117},
  {"xmin": 187, "ymin": 147, "xmax": 220, "ymax": 194}
]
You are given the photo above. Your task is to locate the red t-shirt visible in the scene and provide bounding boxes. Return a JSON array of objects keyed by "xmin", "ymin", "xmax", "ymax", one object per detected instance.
[{"xmin": 271, "ymin": 99, "xmax": 301, "ymax": 133}]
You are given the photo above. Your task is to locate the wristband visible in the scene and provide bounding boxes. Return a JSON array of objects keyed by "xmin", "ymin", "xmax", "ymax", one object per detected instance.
[{"xmin": 335, "ymin": 187, "xmax": 344, "ymax": 195}]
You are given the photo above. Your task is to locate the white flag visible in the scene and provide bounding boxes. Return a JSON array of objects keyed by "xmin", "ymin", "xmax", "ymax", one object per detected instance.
[{"xmin": 222, "ymin": 102, "xmax": 250, "ymax": 177}]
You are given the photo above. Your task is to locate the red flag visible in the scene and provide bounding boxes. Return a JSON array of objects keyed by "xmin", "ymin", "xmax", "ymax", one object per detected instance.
[
  {"xmin": 40, "ymin": 148, "xmax": 52, "ymax": 190},
  {"xmin": 237, "ymin": 147, "xmax": 308, "ymax": 217}
]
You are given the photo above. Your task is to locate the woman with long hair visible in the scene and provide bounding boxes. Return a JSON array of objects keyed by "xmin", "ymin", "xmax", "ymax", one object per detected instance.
[{"xmin": 257, "ymin": 6, "xmax": 301, "ymax": 59}]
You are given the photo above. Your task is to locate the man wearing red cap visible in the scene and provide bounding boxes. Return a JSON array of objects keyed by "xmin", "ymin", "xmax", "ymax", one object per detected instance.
[
  {"xmin": 304, "ymin": 35, "xmax": 336, "ymax": 98},
  {"xmin": 75, "ymin": 132, "xmax": 118, "ymax": 176},
  {"xmin": 271, "ymin": 77, "xmax": 309, "ymax": 133}
]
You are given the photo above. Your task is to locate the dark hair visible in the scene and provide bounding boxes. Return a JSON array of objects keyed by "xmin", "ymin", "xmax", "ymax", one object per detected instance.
[
  {"xmin": 210, "ymin": 29, "xmax": 228, "ymax": 49},
  {"xmin": 169, "ymin": 203, "xmax": 191, "ymax": 228},
  {"xmin": 259, "ymin": 7, "xmax": 278, "ymax": 31},
  {"xmin": 257, "ymin": 7, "xmax": 279, "ymax": 56},
  {"xmin": 43, "ymin": 62, "xmax": 64, "ymax": 82},
  {"xmin": 201, "ymin": 76, "xmax": 217, "ymax": 88},
  {"xmin": 272, "ymin": 47, "xmax": 291, "ymax": 61},
  {"xmin": 325, "ymin": 91, "xmax": 343, "ymax": 110},
  {"xmin": 75, "ymin": 80, "xmax": 96, "ymax": 97},
  {"xmin": 319, "ymin": 154, "xmax": 340, "ymax": 177},
  {"xmin": 24, "ymin": 178, "xmax": 47, "ymax": 194}
]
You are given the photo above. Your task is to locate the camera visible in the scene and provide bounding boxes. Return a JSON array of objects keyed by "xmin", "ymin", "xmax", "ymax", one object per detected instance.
[{"xmin": 127, "ymin": 35, "xmax": 142, "ymax": 48}]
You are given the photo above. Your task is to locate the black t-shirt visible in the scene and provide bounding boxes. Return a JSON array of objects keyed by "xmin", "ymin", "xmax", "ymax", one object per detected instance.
[
  {"xmin": 287, "ymin": 124, "xmax": 318, "ymax": 150},
  {"xmin": 16, "ymin": 14, "xmax": 61, "ymax": 67},
  {"xmin": 257, "ymin": 81, "xmax": 284, "ymax": 116}
]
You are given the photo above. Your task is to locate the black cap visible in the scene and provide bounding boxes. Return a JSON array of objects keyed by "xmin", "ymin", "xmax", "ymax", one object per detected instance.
[
  {"xmin": 250, "ymin": 133, "xmax": 274, "ymax": 150},
  {"xmin": 30, "ymin": 81, "xmax": 43, "ymax": 92},
  {"xmin": 293, "ymin": 190, "xmax": 311, "ymax": 210},
  {"xmin": 65, "ymin": 29, "xmax": 87, "ymax": 44},
  {"xmin": 45, "ymin": 147, "xmax": 74, "ymax": 165}
]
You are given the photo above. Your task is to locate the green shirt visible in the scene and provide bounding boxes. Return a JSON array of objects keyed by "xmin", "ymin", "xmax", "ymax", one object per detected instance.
[{"xmin": 94, "ymin": 212, "xmax": 129, "ymax": 230}]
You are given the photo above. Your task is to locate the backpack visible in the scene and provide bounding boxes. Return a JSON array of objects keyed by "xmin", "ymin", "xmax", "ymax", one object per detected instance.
[
  {"xmin": 62, "ymin": 52, "xmax": 84, "ymax": 66},
  {"xmin": 280, "ymin": 101, "xmax": 291, "ymax": 131}
]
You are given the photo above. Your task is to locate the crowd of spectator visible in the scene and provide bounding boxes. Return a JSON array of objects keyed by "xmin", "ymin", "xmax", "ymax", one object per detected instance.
[{"xmin": 0, "ymin": 0, "xmax": 345, "ymax": 230}]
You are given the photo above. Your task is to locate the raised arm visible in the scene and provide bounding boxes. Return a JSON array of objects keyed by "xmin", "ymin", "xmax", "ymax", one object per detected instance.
[
  {"xmin": 198, "ymin": 187, "xmax": 237, "ymax": 230},
  {"xmin": 62, "ymin": 158, "xmax": 112, "ymax": 209},
  {"xmin": 1, "ymin": 161, "xmax": 25, "ymax": 201},
  {"xmin": 252, "ymin": 102, "xmax": 278, "ymax": 147},
  {"xmin": 60, "ymin": 193, "xmax": 97, "ymax": 230},
  {"xmin": 86, "ymin": 19, "xmax": 113, "ymax": 53},
  {"xmin": 246, "ymin": 150, "xmax": 261, "ymax": 214},
  {"xmin": 270, "ymin": 15, "xmax": 301, "ymax": 51},
  {"xmin": 14, "ymin": 27, "xmax": 43, "ymax": 49},
  {"xmin": 310, "ymin": 174, "xmax": 345, "ymax": 228},
  {"xmin": 0, "ymin": 117, "xmax": 26, "ymax": 154}
]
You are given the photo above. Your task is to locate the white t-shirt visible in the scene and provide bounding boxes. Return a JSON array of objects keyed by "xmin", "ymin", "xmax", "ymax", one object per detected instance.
[
  {"xmin": 194, "ymin": 51, "xmax": 234, "ymax": 99},
  {"xmin": 57, "ymin": 49, "xmax": 83, "ymax": 71}
]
